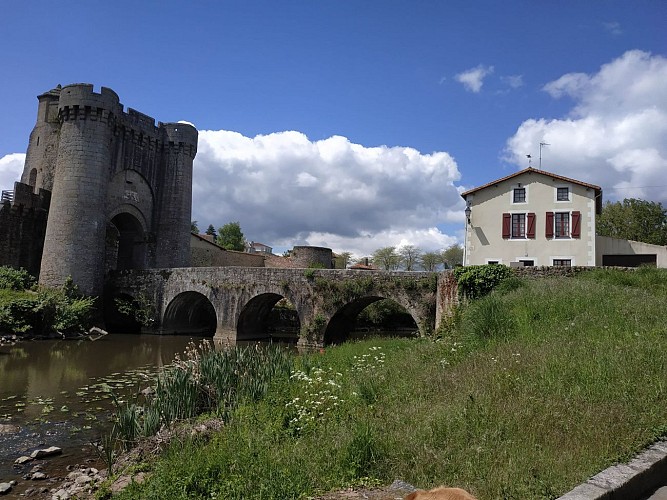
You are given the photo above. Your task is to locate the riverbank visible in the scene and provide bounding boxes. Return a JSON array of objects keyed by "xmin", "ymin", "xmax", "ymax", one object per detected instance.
[
  {"xmin": 102, "ymin": 268, "xmax": 667, "ymax": 499},
  {"xmin": 0, "ymin": 334, "xmax": 212, "ymax": 498}
]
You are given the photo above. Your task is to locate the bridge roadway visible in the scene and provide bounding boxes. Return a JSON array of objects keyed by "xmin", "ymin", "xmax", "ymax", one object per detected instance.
[{"xmin": 107, "ymin": 267, "xmax": 458, "ymax": 349}]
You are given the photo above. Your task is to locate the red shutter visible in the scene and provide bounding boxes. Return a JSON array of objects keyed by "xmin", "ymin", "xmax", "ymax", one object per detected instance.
[
  {"xmin": 502, "ymin": 213, "xmax": 511, "ymax": 239},
  {"xmin": 545, "ymin": 212, "xmax": 554, "ymax": 238},
  {"xmin": 527, "ymin": 212, "xmax": 536, "ymax": 239},
  {"xmin": 572, "ymin": 211, "xmax": 581, "ymax": 238}
]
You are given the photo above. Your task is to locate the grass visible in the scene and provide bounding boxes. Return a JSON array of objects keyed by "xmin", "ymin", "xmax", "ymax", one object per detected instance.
[{"xmin": 113, "ymin": 268, "xmax": 667, "ymax": 500}]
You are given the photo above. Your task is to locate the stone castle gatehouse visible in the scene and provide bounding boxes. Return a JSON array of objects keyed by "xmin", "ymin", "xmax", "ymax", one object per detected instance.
[{"xmin": 3, "ymin": 83, "xmax": 198, "ymax": 296}]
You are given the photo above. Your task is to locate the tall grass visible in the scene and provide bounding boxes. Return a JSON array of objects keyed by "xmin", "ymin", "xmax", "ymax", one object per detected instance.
[
  {"xmin": 116, "ymin": 269, "xmax": 667, "ymax": 500},
  {"xmin": 110, "ymin": 342, "xmax": 294, "ymax": 446}
]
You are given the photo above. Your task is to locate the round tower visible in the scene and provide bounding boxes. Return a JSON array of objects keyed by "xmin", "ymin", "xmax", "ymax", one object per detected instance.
[
  {"xmin": 39, "ymin": 84, "xmax": 121, "ymax": 296},
  {"xmin": 154, "ymin": 122, "xmax": 198, "ymax": 268},
  {"xmin": 291, "ymin": 246, "xmax": 334, "ymax": 269},
  {"xmin": 21, "ymin": 86, "xmax": 62, "ymax": 192}
]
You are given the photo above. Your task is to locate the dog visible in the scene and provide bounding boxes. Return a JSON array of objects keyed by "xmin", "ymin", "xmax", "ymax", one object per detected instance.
[{"xmin": 405, "ymin": 486, "xmax": 478, "ymax": 500}]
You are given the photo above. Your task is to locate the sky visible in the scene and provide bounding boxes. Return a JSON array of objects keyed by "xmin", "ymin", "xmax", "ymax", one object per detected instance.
[{"xmin": 1, "ymin": 1, "xmax": 665, "ymax": 257}]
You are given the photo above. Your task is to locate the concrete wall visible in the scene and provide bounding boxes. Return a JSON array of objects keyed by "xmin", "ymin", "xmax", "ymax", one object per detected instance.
[
  {"xmin": 596, "ymin": 235, "xmax": 667, "ymax": 267},
  {"xmin": 464, "ymin": 170, "xmax": 597, "ymax": 267}
]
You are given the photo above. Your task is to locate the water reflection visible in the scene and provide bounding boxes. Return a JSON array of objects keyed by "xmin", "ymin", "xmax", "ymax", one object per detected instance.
[{"xmin": 0, "ymin": 334, "xmax": 209, "ymax": 481}]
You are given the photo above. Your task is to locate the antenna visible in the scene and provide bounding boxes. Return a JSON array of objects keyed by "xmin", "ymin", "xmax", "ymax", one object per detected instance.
[
  {"xmin": 526, "ymin": 154, "xmax": 532, "ymax": 168},
  {"xmin": 539, "ymin": 142, "xmax": 550, "ymax": 169}
]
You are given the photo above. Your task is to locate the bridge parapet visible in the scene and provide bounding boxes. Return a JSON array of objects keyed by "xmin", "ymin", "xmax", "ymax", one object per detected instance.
[{"xmin": 107, "ymin": 267, "xmax": 457, "ymax": 349}]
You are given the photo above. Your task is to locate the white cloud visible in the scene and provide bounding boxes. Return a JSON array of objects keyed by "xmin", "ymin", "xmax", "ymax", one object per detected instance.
[
  {"xmin": 455, "ymin": 64, "xmax": 494, "ymax": 93},
  {"xmin": 602, "ymin": 21, "xmax": 622, "ymax": 36},
  {"xmin": 506, "ymin": 50, "xmax": 667, "ymax": 203},
  {"xmin": 501, "ymin": 74, "xmax": 524, "ymax": 90},
  {"xmin": 193, "ymin": 131, "xmax": 463, "ymax": 255},
  {"xmin": 0, "ymin": 153, "xmax": 25, "ymax": 192}
]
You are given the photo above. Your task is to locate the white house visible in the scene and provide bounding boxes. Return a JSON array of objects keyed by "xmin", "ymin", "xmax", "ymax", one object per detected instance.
[{"xmin": 461, "ymin": 168, "xmax": 602, "ymax": 267}]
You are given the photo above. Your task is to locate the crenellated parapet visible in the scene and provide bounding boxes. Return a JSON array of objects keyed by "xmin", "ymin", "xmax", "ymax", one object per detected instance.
[{"xmin": 16, "ymin": 83, "xmax": 199, "ymax": 296}]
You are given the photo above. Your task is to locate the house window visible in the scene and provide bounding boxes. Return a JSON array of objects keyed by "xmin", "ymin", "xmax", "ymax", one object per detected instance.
[
  {"xmin": 554, "ymin": 212, "xmax": 570, "ymax": 238},
  {"xmin": 512, "ymin": 213, "xmax": 525, "ymax": 238},
  {"xmin": 557, "ymin": 187, "xmax": 570, "ymax": 201},
  {"xmin": 519, "ymin": 259, "xmax": 534, "ymax": 267},
  {"xmin": 513, "ymin": 188, "xmax": 526, "ymax": 203},
  {"xmin": 546, "ymin": 211, "xmax": 581, "ymax": 239},
  {"xmin": 553, "ymin": 259, "xmax": 572, "ymax": 267}
]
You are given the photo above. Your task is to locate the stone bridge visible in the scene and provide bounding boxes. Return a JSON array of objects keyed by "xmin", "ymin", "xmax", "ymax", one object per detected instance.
[{"xmin": 107, "ymin": 267, "xmax": 458, "ymax": 349}]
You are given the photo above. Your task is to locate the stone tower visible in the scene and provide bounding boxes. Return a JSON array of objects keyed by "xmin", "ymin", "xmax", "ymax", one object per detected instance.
[{"xmin": 21, "ymin": 83, "xmax": 198, "ymax": 296}]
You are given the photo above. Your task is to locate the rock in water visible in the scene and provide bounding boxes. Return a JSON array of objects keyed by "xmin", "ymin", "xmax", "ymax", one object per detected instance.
[{"xmin": 30, "ymin": 446, "xmax": 62, "ymax": 459}]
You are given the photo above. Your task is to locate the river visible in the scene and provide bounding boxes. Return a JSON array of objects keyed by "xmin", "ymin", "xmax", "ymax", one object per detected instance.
[{"xmin": 0, "ymin": 334, "xmax": 210, "ymax": 495}]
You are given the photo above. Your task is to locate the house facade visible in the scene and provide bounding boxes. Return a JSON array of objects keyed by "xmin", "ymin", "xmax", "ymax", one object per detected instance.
[{"xmin": 461, "ymin": 168, "xmax": 602, "ymax": 267}]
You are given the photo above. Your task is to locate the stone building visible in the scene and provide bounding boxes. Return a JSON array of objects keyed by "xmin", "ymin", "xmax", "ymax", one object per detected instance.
[{"xmin": 2, "ymin": 83, "xmax": 198, "ymax": 296}]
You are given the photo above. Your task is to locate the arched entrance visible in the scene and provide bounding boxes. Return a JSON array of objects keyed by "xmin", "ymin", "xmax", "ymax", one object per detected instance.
[
  {"xmin": 324, "ymin": 297, "xmax": 419, "ymax": 345},
  {"xmin": 237, "ymin": 293, "xmax": 300, "ymax": 342},
  {"xmin": 163, "ymin": 292, "xmax": 217, "ymax": 336},
  {"xmin": 106, "ymin": 213, "xmax": 147, "ymax": 271}
]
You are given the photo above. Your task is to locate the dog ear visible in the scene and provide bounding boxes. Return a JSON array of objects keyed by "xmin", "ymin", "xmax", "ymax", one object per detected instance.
[{"xmin": 404, "ymin": 492, "xmax": 418, "ymax": 500}]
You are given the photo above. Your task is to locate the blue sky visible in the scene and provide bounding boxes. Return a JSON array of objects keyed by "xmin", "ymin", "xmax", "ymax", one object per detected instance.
[{"xmin": 1, "ymin": 1, "xmax": 665, "ymax": 257}]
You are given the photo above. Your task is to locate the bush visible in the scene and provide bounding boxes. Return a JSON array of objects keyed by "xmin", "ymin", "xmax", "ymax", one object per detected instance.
[
  {"xmin": 453, "ymin": 264, "xmax": 513, "ymax": 299},
  {"xmin": 0, "ymin": 266, "xmax": 35, "ymax": 291},
  {"xmin": 0, "ymin": 278, "xmax": 94, "ymax": 335}
]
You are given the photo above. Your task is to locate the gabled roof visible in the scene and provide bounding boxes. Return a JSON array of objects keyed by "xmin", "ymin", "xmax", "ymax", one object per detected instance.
[
  {"xmin": 460, "ymin": 167, "xmax": 603, "ymax": 213},
  {"xmin": 461, "ymin": 167, "xmax": 601, "ymax": 197}
]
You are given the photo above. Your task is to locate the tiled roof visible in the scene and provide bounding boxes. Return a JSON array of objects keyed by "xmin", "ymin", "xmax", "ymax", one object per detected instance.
[{"xmin": 461, "ymin": 167, "xmax": 602, "ymax": 197}]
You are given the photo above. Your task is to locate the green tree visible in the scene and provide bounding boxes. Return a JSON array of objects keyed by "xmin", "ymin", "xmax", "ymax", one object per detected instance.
[
  {"xmin": 372, "ymin": 246, "xmax": 400, "ymax": 270},
  {"xmin": 216, "ymin": 221, "xmax": 246, "ymax": 251},
  {"xmin": 205, "ymin": 224, "xmax": 217, "ymax": 240},
  {"xmin": 420, "ymin": 251, "xmax": 442, "ymax": 272},
  {"xmin": 442, "ymin": 243, "xmax": 463, "ymax": 268},
  {"xmin": 398, "ymin": 245, "xmax": 421, "ymax": 271},
  {"xmin": 334, "ymin": 251, "xmax": 353, "ymax": 269},
  {"xmin": 191, "ymin": 220, "xmax": 199, "ymax": 233},
  {"xmin": 597, "ymin": 198, "xmax": 667, "ymax": 245}
]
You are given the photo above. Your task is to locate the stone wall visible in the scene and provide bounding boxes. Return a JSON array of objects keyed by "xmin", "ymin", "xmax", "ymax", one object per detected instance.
[
  {"xmin": 190, "ymin": 234, "xmax": 265, "ymax": 267},
  {"xmin": 0, "ymin": 183, "xmax": 50, "ymax": 276}
]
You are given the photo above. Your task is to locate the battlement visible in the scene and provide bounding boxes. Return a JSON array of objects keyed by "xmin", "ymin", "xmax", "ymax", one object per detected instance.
[{"xmin": 4, "ymin": 182, "xmax": 50, "ymax": 211}]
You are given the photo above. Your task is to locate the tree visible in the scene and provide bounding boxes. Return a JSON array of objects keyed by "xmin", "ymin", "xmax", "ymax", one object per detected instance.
[
  {"xmin": 191, "ymin": 221, "xmax": 199, "ymax": 233},
  {"xmin": 205, "ymin": 224, "xmax": 217, "ymax": 240},
  {"xmin": 398, "ymin": 245, "xmax": 421, "ymax": 271},
  {"xmin": 334, "ymin": 251, "xmax": 353, "ymax": 269},
  {"xmin": 372, "ymin": 246, "xmax": 400, "ymax": 270},
  {"xmin": 442, "ymin": 243, "xmax": 463, "ymax": 268},
  {"xmin": 216, "ymin": 221, "xmax": 246, "ymax": 251},
  {"xmin": 420, "ymin": 251, "xmax": 442, "ymax": 272},
  {"xmin": 597, "ymin": 198, "xmax": 667, "ymax": 245}
]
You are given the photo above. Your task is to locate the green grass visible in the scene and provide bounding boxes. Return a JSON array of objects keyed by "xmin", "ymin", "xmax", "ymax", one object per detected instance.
[{"xmin": 114, "ymin": 268, "xmax": 667, "ymax": 500}]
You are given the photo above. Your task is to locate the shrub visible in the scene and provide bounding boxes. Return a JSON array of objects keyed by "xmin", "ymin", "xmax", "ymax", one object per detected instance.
[
  {"xmin": 0, "ymin": 266, "xmax": 35, "ymax": 291},
  {"xmin": 453, "ymin": 264, "xmax": 513, "ymax": 299}
]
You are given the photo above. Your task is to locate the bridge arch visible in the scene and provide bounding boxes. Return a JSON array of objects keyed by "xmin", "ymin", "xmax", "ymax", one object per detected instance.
[
  {"xmin": 323, "ymin": 295, "xmax": 419, "ymax": 345},
  {"xmin": 236, "ymin": 293, "xmax": 301, "ymax": 342},
  {"xmin": 162, "ymin": 291, "xmax": 217, "ymax": 336}
]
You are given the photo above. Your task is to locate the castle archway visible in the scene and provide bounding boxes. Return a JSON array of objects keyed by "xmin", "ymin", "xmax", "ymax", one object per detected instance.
[
  {"xmin": 107, "ymin": 213, "xmax": 147, "ymax": 271},
  {"xmin": 324, "ymin": 297, "xmax": 419, "ymax": 345},
  {"xmin": 163, "ymin": 291, "xmax": 217, "ymax": 336},
  {"xmin": 237, "ymin": 293, "xmax": 301, "ymax": 342}
]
